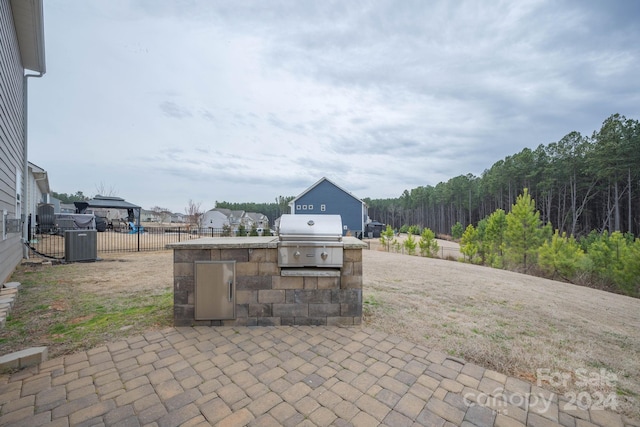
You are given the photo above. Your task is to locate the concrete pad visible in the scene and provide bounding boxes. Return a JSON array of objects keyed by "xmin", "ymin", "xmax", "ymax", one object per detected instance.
[{"xmin": 0, "ymin": 347, "xmax": 48, "ymax": 371}]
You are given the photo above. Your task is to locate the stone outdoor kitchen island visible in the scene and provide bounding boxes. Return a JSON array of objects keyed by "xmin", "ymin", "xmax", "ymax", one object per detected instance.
[{"xmin": 167, "ymin": 236, "xmax": 367, "ymax": 326}]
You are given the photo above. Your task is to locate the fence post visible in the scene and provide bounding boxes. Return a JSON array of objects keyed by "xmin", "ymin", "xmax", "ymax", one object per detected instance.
[
  {"xmin": 178, "ymin": 227, "xmax": 181, "ymax": 242},
  {"xmin": 137, "ymin": 227, "xmax": 141, "ymax": 252}
]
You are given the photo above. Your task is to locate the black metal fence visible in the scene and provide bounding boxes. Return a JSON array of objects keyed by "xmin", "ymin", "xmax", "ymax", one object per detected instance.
[{"xmin": 28, "ymin": 226, "xmax": 231, "ymax": 259}]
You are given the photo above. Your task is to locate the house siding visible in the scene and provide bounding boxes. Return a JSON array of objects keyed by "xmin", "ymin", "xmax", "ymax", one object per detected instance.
[
  {"xmin": 0, "ymin": 1, "xmax": 26, "ymax": 284},
  {"xmin": 27, "ymin": 164, "xmax": 48, "ymax": 238},
  {"xmin": 202, "ymin": 210, "xmax": 229, "ymax": 229},
  {"xmin": 294, "ymin": 179, "xmax": 364, "ymax": 236}
]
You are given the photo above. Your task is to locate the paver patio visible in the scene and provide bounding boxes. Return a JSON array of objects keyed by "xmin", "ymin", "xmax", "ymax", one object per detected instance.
[{"xmin": 0, "ymin": 326, "xmax": 636, "ymax": 426}]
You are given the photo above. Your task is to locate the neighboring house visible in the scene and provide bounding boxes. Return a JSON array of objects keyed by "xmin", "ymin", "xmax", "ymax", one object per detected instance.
[
  {"xmin": 27, "ymin": 161, "xmax": 50, "ymax": 238},
  {"xmin": 0, "ymin": 0, "xmax": 46, "ymax": 284},
  {"xmin": 244, "ymin": 212, "xmax": 269, "ymax": 230},
  {"xmin": 170, "ymin": 213, "xmax": 185, "ymax": 223},
  {"xmin": 229, "ymin": 210, "xmax": 245, "ymax": 230},
  {"xmin": 289, "ymin": 177, "xmax": 368, "ymax": 237},
  {"xmin": 141, "ymin": 209, "xmax": 160, "ymax": 222},
  {"xmin": 202, "ymin": 208, "xmax": 270, "ymax": 231},
  {"xmin": 202, "ymin": 208, "xmax": 231, "ymax": 229}
]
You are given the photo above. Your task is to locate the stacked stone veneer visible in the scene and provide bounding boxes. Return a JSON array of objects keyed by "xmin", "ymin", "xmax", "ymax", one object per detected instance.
[{"xmin": 170, "ymin": 237, "xmax": 365, "ymax": 327}]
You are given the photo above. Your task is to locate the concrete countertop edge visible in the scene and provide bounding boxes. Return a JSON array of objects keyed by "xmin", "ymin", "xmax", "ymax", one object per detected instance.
[{"xmin": 165, "ymin": 236, "xmax": 368, "ymax": 250}]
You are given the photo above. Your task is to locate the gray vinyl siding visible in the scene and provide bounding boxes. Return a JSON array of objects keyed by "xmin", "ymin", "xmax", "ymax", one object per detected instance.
[
  {"xmin": 0, "ymin": 0, "xmax": 26, "ymax": 284},
  {"xmin": 294, "ymin": 180, "xmax": 365, "ymax": 235}
]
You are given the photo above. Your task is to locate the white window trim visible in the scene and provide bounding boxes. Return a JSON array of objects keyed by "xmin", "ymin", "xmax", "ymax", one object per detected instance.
[
  {"xmin": 2, "ymin": 210, "xmax": 7, "ymax": 240},
  {"xmin": 308, "ymin": 204, "xmax": 313, "ymax": 210},
  {"xmin": 16, "ymin": 170, "xmax": 22, "ymax": 220}
]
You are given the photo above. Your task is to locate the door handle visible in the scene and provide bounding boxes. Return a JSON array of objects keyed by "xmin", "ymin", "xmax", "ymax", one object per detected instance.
[{"xmin": 228, "ymin": 280, "xmax": 233, "ymax": 301}]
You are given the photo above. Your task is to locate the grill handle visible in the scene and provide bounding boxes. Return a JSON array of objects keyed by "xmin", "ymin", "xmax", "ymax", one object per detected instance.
[{"xmin": 228, "ymin": 280, "xmax": 233, "ymax": 301}]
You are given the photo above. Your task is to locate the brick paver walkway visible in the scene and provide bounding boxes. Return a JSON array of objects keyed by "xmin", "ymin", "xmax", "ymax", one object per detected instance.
[{"xmin": 0, "ymin": 326, "xmax": 636, "ymax": 426}]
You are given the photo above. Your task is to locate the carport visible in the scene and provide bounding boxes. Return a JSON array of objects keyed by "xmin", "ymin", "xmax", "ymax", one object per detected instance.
[{"xmin": 74, "ymin": 195, "xmax": 142, "ymax": 229}]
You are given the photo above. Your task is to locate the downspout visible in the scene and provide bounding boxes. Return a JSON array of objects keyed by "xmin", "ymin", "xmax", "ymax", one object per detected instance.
[{"xmin": 22, "ymin": 72, "xmax": 44, "ymax": 259}]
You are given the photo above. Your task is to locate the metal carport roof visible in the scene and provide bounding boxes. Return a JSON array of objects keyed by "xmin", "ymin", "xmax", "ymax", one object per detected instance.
[
  {"xmin": 83, "ymin": 195, "xmax": 141, "ymax": 210},
  {"xmin": 75, "ymin": 196, "xmax": 141, "ymax": 225}
]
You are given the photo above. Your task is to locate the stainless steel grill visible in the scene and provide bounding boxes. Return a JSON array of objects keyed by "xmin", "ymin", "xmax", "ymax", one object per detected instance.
[{"xmin": 278, "ymin": 214, "xmax": 343, "ymax": 268}]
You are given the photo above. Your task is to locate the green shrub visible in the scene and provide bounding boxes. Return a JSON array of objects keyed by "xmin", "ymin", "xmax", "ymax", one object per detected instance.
[
  {"xmin": 419, "ymin": 228, "xmax": 439, "ymax": 257},
  {"xmin": 451, "ymin": 222, "xmax": 464, "ymax": 240}
]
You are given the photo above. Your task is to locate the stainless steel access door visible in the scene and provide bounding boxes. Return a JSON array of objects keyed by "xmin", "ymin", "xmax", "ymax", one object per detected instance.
[{"xmin": 194, "ymin": 261, "xmax": 236, "ymax": 320}]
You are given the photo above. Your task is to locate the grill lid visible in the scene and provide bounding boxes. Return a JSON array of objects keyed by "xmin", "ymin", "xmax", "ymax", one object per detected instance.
[{"xmin": 278, "ymin": 214, "xmax": 343, "ymax": 241}]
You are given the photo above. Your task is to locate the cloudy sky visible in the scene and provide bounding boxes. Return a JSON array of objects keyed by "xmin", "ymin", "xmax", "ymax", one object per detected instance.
[{"xmin": 28, "ymin": 0, "xmax": 640, "ymax": 213}]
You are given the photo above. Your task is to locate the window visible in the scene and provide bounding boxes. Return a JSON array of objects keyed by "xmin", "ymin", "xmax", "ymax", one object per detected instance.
[
  {"xmin": 302, "ymin": 205, "xmax": 307, "ymax": 210},
  {"xmin": 16, "ymin": 170, "xmax": 21, "ymax": 221},
  {"xmin": 308, "ymin": 204, "xmax": 313, "ymax": 210},
  {"xmin": 320, "ymin": 204, "xmax": 326, "ymax": 212},
  {"xmin": 2, "ymin": 210, "xmax": 6, "ymax": 241},
  {"xmin": 296, "ymin": 205, "xmax": 301, "ymax": 211}
]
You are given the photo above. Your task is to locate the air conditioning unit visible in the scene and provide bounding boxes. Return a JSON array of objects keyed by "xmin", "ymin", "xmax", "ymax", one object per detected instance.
[{"xmin": 65, "ymin": 230, "xmax": 97, "ymax": 262}]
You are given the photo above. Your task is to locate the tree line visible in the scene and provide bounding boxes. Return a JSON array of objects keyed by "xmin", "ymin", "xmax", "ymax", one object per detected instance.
[
  {"xmin": 458, "ymin": 189, "xmax": 639, "ymax": 297},
  {"xmin": 380, "ymin": 189, "xmax": 639, "ymax": 297},
  {"xmin": 364, "ymin": 113, "xmax": 640, "ymax": 239}
]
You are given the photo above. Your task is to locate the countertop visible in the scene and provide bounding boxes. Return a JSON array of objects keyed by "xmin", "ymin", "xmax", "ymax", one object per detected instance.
[{"xmin": 166, "ymin": 236, "xmax": 368, "ymax": 250}]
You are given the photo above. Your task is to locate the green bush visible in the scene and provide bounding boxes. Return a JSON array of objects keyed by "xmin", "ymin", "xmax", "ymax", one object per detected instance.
[
  {"xmin": 538, "ymin": 230, "xmax": 585, "ymax": 280},
  {"xmin": 451, "ymin": 222, "xmax": 464, "ymax": 240},
  {"xmin": 404, "ymin": 233, "xmax": 417, "ymax": 255},
  {"xmin": 380, "ymin": 225, "xmax": 395, "ymax": 251},
  {"xmin": 408, "ymin": 225, "xmax": 421, "ymax": 235},
  {"xmin": 419, "ymin": 228, "xmax": 439, "ymax": 257},
  {"xmin": 460, "ymin": 224, "xmax": 479, "ymax": 262}
]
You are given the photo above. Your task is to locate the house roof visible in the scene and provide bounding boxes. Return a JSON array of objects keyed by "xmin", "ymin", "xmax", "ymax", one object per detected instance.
[
  {"xmin": 290, "ymin": 177, "xmax": 366, "ymax": 206},
  {"xmin": 207, "ymin": 207, "xmax": 232, "ymax": 217},
  {"xmin": 28, "ymin": 161, "xmax": 49, "ymax": 194},
  {"xmin": 83, "ymin": 195, "xmax": 141, "ymax": 210},
  {"xmin": 10, "ymin": 0, "xmax": 46, "ymax": 73},
  {"xmin": 245, "ymin": 212, "xmax": 266, "ymax": 221}
]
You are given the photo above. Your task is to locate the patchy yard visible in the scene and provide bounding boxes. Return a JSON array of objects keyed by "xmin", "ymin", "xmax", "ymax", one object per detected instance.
[
  {"xmin": 1, "ymin": 252, "xmax": 173, "ymax": 357},
  {"xmin": 363, "ymin": 249, "xmax": 640, "ymax": 420},
  {"xmin": 2, "ymin": 247, "xmax": 639, "ymax": 419}
]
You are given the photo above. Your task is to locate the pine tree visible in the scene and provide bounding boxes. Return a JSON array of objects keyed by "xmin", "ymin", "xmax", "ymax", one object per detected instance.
[
  {"xmin": 505, "ymin": 189, "xmax": 543, "ymax": 271},
  {"xmin": 403, "ymin": 233, "xmax": 417, "ymax": 255},
  {"xmin": 484, "ymin": 209, "xmax": 507, "ymax": 268},
  {"xmin": 460, "ymin": 224, "xmax": 479, "ymax": 262},
  {"xmin": 538, "ymin": 230, "xmax": 585, "ymax": 280},
  {"xmin": 419, "ymin": 228, "xmax": 439, "ymax": 257},
  {"xmin": 380, "ymin": 225, "xmax": 395, "ymax": 252}
]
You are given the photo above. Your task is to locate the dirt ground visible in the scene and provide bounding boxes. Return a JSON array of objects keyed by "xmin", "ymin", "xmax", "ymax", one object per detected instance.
[{"xmin": 14, "ymin": 243, "xmax": 640, "ymax": 419}]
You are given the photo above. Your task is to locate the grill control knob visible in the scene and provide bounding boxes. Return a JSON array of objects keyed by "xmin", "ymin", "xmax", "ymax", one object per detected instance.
[
  {"xmin": 294, "ymin": 250, "xmax": 301, "ymax": 259},
  {"xmin": 321, "ymin": 251, "xmax": 328, "ymax": 260}
]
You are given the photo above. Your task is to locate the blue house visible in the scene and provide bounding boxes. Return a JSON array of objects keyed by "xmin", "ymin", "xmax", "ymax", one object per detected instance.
[{"xmin": 289, "ymin": 177, "xmax": 367, "ymax": 237}]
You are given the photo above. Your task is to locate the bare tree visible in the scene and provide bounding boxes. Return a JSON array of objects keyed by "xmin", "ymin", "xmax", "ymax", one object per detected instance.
[
  {"xmin": 185, "ymin": 200, "xmax": 203, "ymax": 227},
  {"xmin": 94, "ymin": 181, "xmax": 118, "ymax": 197}
]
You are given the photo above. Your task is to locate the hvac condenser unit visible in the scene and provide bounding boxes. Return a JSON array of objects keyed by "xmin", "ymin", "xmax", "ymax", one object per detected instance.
[{"xmin": 65, "ymin": 230, "xmax": 97, "ymax": 262}]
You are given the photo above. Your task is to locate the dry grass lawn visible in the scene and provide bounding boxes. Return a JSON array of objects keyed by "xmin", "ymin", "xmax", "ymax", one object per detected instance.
[
  {"xmin": 3, "ymin": 243, "xmax": 639, "ymax": 420},
  {"xmin": 363, "ymin": 247, "xmax": 640, "ymax": 419}
]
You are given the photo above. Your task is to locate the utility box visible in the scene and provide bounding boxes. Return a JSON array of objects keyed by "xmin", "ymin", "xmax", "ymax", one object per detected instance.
[
  {"xmin": 194, "ymin": 261, "xmax": 236, "ymax": 320},
  {"xmin": 64, "ymin": 230, "xmax": 97, "ymax": 262}
]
